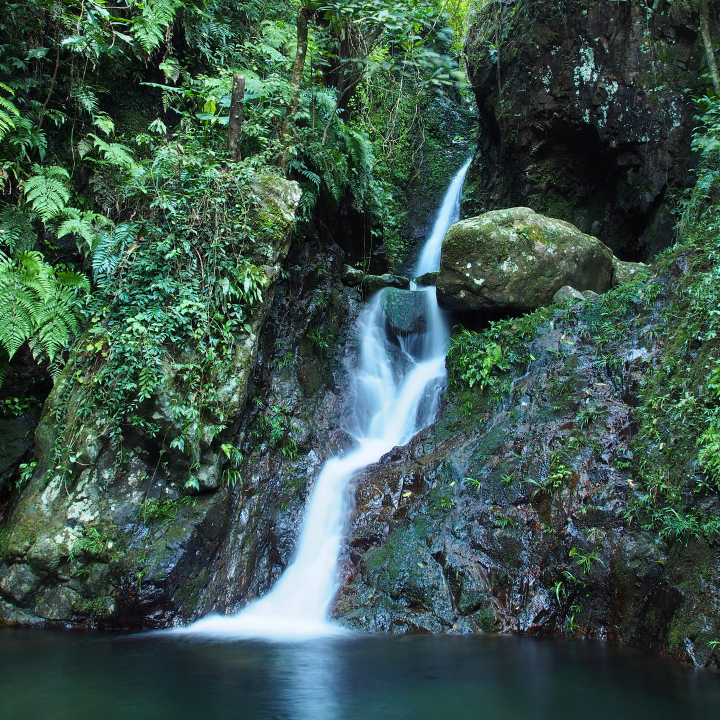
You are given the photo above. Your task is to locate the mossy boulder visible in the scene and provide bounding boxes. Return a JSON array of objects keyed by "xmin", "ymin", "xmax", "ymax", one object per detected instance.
[
  {"xmin": 0, "ymin": 172, "xmax": 301, "ymax": 629},
  {"xmin": 380, "ymin": 288, "xmax": 429, "ymax": 336},
  {"xmin": 612, "ymin": 258, "xmax": 651, "ymax": 286},
  {"xmin": 437, "ymin": 207, "xmax": 614, "ymax": 313}
]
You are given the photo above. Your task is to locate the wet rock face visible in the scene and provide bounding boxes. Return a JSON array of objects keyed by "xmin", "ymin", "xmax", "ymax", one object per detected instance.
[
  {"xmin": 463, "ymin": 0, "xmax": 709, "ymax": 258},
  {"xmin": 0, "ymin": 174, "xmax": 303, "ymax": 629},
  {"xmin": 437, "ymin": 207, "xmax": 614, "ymax": 313},
  {"xmin": 184, "ymin": 238, "xmax": 362, "ymax": 619},
  {"xmin": 333, "ymin": 298, "xmax": 720, "ymax": 665}
]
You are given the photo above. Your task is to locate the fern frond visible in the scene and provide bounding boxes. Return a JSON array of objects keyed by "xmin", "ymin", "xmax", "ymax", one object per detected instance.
[
  {"xmin": 0, "ymin": 255, "xmax": 37, "ymax": 358},
  {"xmin": 0, "ymin": 354, "xmax": 9, "ymax": 388},
  {"xmin": 0, "ymin": 84, "xmax": 19, "ymax": 142},
  {"xmin": 55, "ymin": 269, "xmax": 91, "ymax": 293},
  {"xmin": 92, "ymin": 115, "xmax": 115, "ymax": 136},
  {"xmin": 70, "ymin": 85, "xmax": 99, "ymax": 117},
  {"xmin": 132, "ymin": 0, "xmax": 183, "ymax": 55},
  {"xmin": 23, "ymin": 166, "xmax": 71, "ymax": 222},
  {"xmin": 58, "ymin": 215, "xmax": 100, "ymax": 251},
  {"xmin": 0, "ymin": 250, "xmax": 88, "ymax": 362},
  {"xmin": 34, "ymin": 286, "xmax": 78, "ymax": 362},
  {"xmin": 88, "ymin": 134, "xmax": 136, "ymax": 170},
  {"xmin": 92, "ymin": 222, "xmax": 137, "ymax": 284},
  {"xmin": 0, "ymin": 204, "xmax": 37, "ymax": 252}
]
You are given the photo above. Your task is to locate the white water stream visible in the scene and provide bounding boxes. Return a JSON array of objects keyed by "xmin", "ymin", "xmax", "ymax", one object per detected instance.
[{"xmin": 183, "ymin": 159, "xmax": 471, "ymax": 640}]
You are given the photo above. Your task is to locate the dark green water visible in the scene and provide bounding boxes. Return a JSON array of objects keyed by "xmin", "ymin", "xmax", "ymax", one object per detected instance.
[{"xmin": 1, "ymin": 630, "xmax": 718, "ymax": 720}]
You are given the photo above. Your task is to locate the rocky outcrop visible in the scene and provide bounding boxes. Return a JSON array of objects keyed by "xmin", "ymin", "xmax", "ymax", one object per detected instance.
[
  {"xmin": 0, "ymin": 173, "xmax": 304, "ymax": 628},
  {"xmin": 180, "ymin": 236, "xmax": 362, "ymax": 619},
  {"xmin": 362, "ymin": 274, "xmax": 410, "ymax": 294},
  {"xmin": 612, "ymin": 258, "xmax": 652, "ymax": 286},
  {"xmin": 463, "ymin": 0, "xmax": 713, "ymax": 258},
  {"xmin": 333, "ymin": 284, "xmax": 720, "ymax": 667},
  {"xmin": 437, "ymin": 207, "xmax": 614, "ymax": 313}
]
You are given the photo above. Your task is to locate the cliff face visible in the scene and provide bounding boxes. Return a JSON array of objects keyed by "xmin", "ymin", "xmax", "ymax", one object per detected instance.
[
  {"xmin": 0, "ymin": 174, "xmax": 307, "ymax": 628},
  {"xmin": 463, "ymin": 0, "xmax": 711, "ymax": 258},
  {"xmin": 333, "ymin": 266, "xmax": 720, "ymax": 669}
]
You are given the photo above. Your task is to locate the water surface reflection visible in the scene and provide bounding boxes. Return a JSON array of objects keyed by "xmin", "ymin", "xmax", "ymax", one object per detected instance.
[{"xmin": 0, "ymin": 630, "xmax": 718, "ymax": 720}]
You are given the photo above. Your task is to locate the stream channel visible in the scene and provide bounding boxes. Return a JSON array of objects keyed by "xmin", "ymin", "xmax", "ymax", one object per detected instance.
[{"xmin": 2, "ymin": 165, "xmax": 719, "ymax": 719}]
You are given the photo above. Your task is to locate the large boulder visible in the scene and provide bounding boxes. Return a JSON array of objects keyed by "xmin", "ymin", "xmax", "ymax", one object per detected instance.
[{"xmin": 437, "ymin": 207, "xmax": 614, "ymax": 313}]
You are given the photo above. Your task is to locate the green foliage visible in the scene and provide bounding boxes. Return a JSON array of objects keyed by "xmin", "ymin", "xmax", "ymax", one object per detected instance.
[
  {"xmin": 139, "ymin": 496, "xmax": 196, "ymax": 524},
  {"xmin": 0, "ymin": 250, "xmax": 89, "ymax": 363},
  {"xmin": 253, "ymin": 405, "xmax": 300, "ymax": 459},
  {"xmin": 22, "ymin": 166, "xmax": 71, "ymax": 222},
  {"xmin": 447, "ymin": 307, "xmax": 553, "ymax": 395},
  {"xmin": 618, "ymin": 95, "xmax": 720, "ymax": 545},
  {"xmin": 569, "ymin": 547, "xmax": 604, "ymax": 575},
  {"xmin": 0, "ymin": 82, "xmax": 20, "ymax": 141},
  {"xmin": 69, "ymin": 527, "xmax": 110, "ymax": 561}
]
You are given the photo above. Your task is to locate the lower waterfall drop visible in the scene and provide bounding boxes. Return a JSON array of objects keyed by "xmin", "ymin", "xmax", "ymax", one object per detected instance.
[{"xmin": 183, "ymin": 159, "xmax": 471, "ymax": 639}]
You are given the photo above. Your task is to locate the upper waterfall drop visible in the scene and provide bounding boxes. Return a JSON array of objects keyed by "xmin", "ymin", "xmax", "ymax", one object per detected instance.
[
  {"xmin": 181, "ymin": 159, "xmax": 471, "ymax": 640},
  {"xmin": 414, "ymin": 157, "xmax": 472, "ymax": 278}
]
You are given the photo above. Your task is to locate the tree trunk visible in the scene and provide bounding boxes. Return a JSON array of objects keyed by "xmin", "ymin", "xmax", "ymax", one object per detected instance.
[
  {"xmin": 228, "ymin": 74, "xmax": 245, "ymax": 162},
  {"xmin": 288, "ymin": 6, "xmax": 311, "ymax": 123},
  {"xmin": 699, "ymin": 0, "xmax": 720, "ymax": 96},
  {"xmin": 281, "ymin": 5, "xmax": 312, "ymax": 170}
]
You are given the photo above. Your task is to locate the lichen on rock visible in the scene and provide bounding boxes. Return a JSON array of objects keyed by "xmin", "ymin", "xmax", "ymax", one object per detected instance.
[{"xmin": 436, "ymin": 207, "xmax": 614, "ymax": 313}]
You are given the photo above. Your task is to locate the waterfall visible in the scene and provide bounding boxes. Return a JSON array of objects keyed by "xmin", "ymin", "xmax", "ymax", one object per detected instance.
[{"xmin": 182, "ymin": 159, "xmax": 471, "ymax": 640}]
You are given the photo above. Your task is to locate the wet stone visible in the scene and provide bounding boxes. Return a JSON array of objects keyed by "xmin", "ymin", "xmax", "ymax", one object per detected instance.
[
  {"xmin": 381, "ymin": 289, "xmax": 429, "ymax": 336},
  {"xmin": 0, "ymin": 563, "xmax": 41, "ymax": 606},
  {"xmin": 362, "ymin": 274, "xmax": 410, "ymax": 294}
]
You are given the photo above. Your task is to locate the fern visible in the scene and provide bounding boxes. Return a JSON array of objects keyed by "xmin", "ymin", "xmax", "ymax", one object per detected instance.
[
  {"xmin": 34, "ymin": 285, "xmax": 83, "ymax": 363},
  {"xmin": 5, "ymin": 116, "xmax": 48, "ymax": 164},
  {"xmin": 92, "ymin": 115, "xmax": 115, "ymax": 136},
  {"xmin": 85, "ymin": 134, "xmax": 136, "ymax": 170},
  {"xmin": 0, "ymin": 251, "xmax": 89, "ymax": 364},
  {"xmin": 288, "ymin": 159, "xmax": 321, "ymax": 188},
  {"xmin": 131, "ymin": 0, "xmax": 183, "ymax": 55},
  {"xmin": 92, "ymin": 222, "xmax": 137, "ymax": 285},
  {"xmin": 70, "ymin": 85, "xmax": 100, "ymax": 118},
  {"xmin": 23, "ymin": 165, "xmax": 71, "ymax": 222},
  {"xmin": 0, "ymin": 204, "xmax": 36, "ymax": 252},
  {"xmin": 0, "ymin": 82, "xmax": 20, "ymax": 142},
  {"xmin": 58, "ymin": 210, "xmax": 110, "ymax": 251}
]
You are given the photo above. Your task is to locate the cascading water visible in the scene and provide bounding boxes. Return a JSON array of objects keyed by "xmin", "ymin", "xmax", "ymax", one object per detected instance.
[{"xmin": 183, "ymin": 159, "xmax": 471, "ymax": 640}]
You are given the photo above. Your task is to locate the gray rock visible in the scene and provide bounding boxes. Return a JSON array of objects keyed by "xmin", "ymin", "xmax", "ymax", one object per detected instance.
[
  {"xmin": 33, "ymin": 585, "xmax": 81, "ymax": 621},
  {"xmin": 415, "ymin": 271, "xmax": 438, "ymax": 287},
  {"xmin": 612, "ymin": 258, "xmax": 651, "ymax": 286},
  {"xmin": 0, "ymin": 416, "xmax": 32, "ymax": 493},
  {"xmin": 0, "ymin": 563, "xmax": 40, "ymax": 606},
  {"xmin": 362, "ymin": 274, "xmax": 409, "ymax": 294},
  {"xmin": 381, "ymin": 288, "xmax": 429, "ymax": 336},
  {"xmin": 553, "ymin": 286, "xmax": 586, "ymax": 304},
  {"xmin": 342, "ymin": 265, "xmax": 364, "ymax": 287},
  {"xmin": 437, "ymin": 207, "xmax": 614, "ymax": 313}
]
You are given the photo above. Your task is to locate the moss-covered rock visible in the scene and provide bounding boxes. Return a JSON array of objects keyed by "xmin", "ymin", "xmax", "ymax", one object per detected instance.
[
  {"xmin": 612, "ymin": 258, "xmax": 652, "ymax": 286},
  {"xmin": 437, "ymin": 207, "xmax": 614, "ymax": 313},
  {"xmin": 380, "ymin": 288, "xmax": 429, "ymax": 336},
  {"xmin": 0, "ymin": 173, "xmax": 301, "ymax": 629},
  {"xmin": 362, "ymin": 273, "xmax": 409, "ymax": 294},
  {"xmin": 463, "ymin": 0, "xmax": 711, "ymax": 258}
]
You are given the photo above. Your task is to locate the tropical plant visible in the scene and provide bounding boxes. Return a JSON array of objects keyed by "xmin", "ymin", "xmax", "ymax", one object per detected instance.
[{"xmin": 0, "ymin": 251, "xmax": 89, "ymax": 365}]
